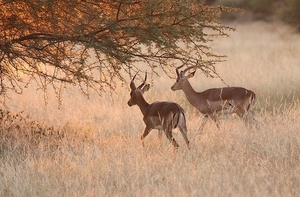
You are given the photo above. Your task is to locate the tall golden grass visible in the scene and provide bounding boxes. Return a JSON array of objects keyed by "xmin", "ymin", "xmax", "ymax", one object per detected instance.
[{"xmin": 1, "ymin": 21, "xmax": 300, "ymax": 196}]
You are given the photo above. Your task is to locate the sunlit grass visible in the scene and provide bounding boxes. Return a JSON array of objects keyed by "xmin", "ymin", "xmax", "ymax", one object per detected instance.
[{"xmin": 1, "ymin": 21, "xmax": 300, "ymax": 196}]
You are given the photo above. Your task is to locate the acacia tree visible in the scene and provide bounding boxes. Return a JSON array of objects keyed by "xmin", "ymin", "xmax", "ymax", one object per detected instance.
[{"xmin": 0, "ymin": 0, "xmax": 238, "ymax": 102}]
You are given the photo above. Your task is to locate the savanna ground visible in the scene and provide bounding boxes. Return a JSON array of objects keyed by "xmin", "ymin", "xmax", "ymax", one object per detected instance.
[{"xmin": 1, "ymin": 21, "xmax": 300, "ymax": 197}]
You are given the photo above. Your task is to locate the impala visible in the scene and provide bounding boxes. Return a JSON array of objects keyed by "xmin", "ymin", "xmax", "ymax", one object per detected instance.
[
  {"xmin": 127, "ymin": 72, "xmax": 190, "ymax": 150},
  {"xmin": 171, "ymin": 65, "xmax": 258, "ymax": 131}
]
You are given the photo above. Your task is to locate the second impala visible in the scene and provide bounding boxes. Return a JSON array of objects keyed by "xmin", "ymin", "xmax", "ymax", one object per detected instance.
[{"xmin": 171, "ymin": 65, "xmax": 258, "ymax": 131}]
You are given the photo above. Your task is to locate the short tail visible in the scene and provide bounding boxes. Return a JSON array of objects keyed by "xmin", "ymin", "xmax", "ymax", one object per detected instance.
[
  {"xmin": 172, "ymin": 111, "xmax": 185, "ymax": 129},
  {"xmin": 166, "ymin": 105, "xmax": 186, "ymax": 130},
  {"xmin": 247, "ymin": 93, "xmax": 256, "ymax": 111}
]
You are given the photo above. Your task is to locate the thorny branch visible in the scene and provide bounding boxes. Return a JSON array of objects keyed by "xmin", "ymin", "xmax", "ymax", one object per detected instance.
[{"xmin": 0, "ymin": 0, "xmax": 240, "ymax": 104}]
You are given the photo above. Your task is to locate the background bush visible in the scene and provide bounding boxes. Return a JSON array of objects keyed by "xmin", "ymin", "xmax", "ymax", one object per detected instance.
[{"xmin": 215, "ymin": 0, "xmax": 300, "ymax": 31}]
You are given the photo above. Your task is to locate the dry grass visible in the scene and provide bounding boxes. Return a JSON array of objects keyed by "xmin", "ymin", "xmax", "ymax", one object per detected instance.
[{"xmin": 1, "ymin": 21, "xmax": 300, "ymax": 197}]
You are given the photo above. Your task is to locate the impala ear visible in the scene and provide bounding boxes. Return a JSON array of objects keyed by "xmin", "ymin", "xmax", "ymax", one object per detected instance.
[
  {"xmin": 141, "ymin": 84, "xmax": 150, "ymax": 93},
  {"xmin": 187, "ymin": 70, "xmax": 196, "ymax": 78}
]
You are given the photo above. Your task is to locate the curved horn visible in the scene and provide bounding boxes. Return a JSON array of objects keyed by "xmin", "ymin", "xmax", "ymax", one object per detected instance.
[
  {"xmin": 176, "ymin": 64, "xmax": 185, "ymax": 77},
  {"xmin": 137, "ymin": 71, "xmax": 147, "ymax": 89},
  {"xmin": 182, "ymin": 66, "xmax": 196, "ymax": 76},
  {"xmin": 130, "ymin": 71, "xmax": 139, "ymax": 90},
  {"xmin": 176, "ymin": 64, "xmax": 196, "ymax": 77}
]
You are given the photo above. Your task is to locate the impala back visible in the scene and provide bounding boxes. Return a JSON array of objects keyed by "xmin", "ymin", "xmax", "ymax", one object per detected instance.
[
  {"xmin": 143, "ymin": 102, "xmax": 185, "ymax": 130},
  {"xmin": 201, "ymin": 87, "xmax": 256, "ymax": 113}
]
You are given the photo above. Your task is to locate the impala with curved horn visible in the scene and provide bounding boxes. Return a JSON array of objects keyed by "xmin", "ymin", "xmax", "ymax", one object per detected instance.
[
  {"xmin": 128, "ymin": 72, "xmax": 190, "ymax": 150},
  {"xmin": 171, "ymin": 65, "xmax": 258, "ymax": 131}
]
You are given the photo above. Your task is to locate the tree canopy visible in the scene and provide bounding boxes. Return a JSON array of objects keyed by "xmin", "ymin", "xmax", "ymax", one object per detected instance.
[{"xmin": 0, "ymin": 0, "xmax": 239, "ymax": 101}]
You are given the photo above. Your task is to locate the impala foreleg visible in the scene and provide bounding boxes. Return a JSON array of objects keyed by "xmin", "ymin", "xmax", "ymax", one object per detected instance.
[
  {"xmin": 199, "ymin": 114, "xmax": 209, "ymax": 132},
  {"xmin": 209, "ymin": 113, "xmax": 220, "ymax": 129},
  {"xmin": 141, "ymin": 127, "xmax": 152, "ymax": 147}
]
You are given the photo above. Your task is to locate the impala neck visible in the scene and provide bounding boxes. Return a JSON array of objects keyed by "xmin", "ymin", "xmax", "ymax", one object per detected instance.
[
  {"xmin": 182, "ymin": 80, "xmax": 199, "ymax": 107},
  {"xmin": 136, "ymin": 93, "xmax": 150, "ymax": 116}
]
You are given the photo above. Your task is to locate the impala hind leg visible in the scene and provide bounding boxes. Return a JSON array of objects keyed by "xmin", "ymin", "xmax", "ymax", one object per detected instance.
[
  {"xmin": 158, "ymin": 129, "xmax": 163, "ymax": 143},
  {"xmin": 178, "ymin": 125, "xmax": 190, "ymax": 150},
  {"xmin": 244, "ymin": 114, "xmax": 260, "ymax": 129},
  {"xmin": 165, "ymin": 129, "xmax": 179, "ymax": 150},
  {"xmin": 237, "ymin": 111, "xmax": 259, "ymax": 130},
  {"xmin": 141, "ymin": 127, "xmax": 152, "ymax": 147}
]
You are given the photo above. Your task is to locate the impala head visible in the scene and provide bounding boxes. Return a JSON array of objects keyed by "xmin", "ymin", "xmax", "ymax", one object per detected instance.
[
  {"xmin": 127, "ymin": 72, "xmax": 150, "ymax": 107},
  {"xmin": 171, "ymin": 65, "xmax": 196, "ymax": 91}
]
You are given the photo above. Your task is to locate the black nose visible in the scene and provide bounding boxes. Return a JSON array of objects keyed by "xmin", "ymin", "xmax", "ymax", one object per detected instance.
[{"xmin": 127, "ymin": 101, "xmax": 132, "ymax": 106}]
